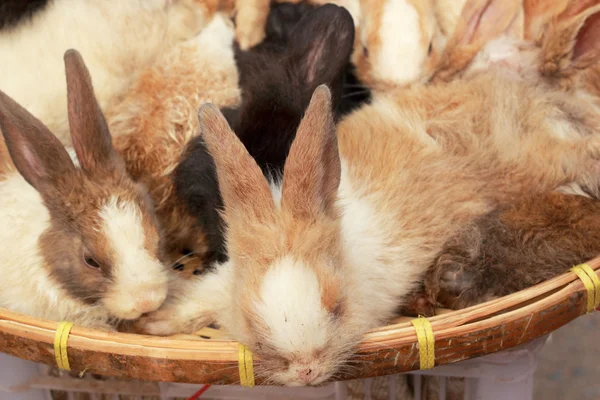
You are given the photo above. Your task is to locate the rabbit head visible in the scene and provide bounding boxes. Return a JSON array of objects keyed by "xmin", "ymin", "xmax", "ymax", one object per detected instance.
[
  {"xmin": 222, "ymin": 3, "xmax": 355, "ymax": 172},
  {"xmin": 352, "ymin": 0, "xmax": 445, "ymax": 90},
  {"xmin": 198, "ymin": 86, "xmax": 353, "ymax": 386},
  {"xmin": 0, "ymin": 49, "xmax": 168, "ymax": 321}
]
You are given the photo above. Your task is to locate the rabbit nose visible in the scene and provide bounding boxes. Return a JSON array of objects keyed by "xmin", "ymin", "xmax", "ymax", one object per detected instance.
[{"xmin": 297, "ymin": 368, "xmax": 315, "ymax": 384}]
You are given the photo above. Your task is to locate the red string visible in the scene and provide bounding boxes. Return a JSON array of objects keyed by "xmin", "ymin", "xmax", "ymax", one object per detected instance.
[{"xmin": 186, "ymin": 384, "xmax": 211, "ymax": 400}]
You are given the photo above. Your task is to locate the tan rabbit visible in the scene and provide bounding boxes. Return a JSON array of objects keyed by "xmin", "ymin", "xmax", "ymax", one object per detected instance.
[
  {"xmin": 0, "ymin": 50, "xmax": 168, "ymax": 330},
  {"xmin": 351, "ymin": 0, "xmax": 446, "ymax": 90}
]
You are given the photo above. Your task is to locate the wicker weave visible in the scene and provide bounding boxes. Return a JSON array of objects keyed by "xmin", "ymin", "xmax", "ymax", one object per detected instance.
[{"xmin": 0, "ymin": 257, "xmax": 598, "ymax": 385}]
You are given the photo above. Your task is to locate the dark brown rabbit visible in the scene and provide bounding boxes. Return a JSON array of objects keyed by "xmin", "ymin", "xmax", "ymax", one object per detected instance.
[{"xmin": 423, "ymin": 192, "xmax": 600, "ymax": 311}]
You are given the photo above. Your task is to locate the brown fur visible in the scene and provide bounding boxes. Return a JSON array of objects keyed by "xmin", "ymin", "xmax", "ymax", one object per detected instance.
[
  {"xmin": 108, "ymin": 30, "xmax": 240, "ymax": 271},
  {"xmin": 422, "ymin": 192, "xmax": 600, "ymax": 310},
  {"xmin": 281, "ymin": 87, "xmax": 340, "ymax": 220}
]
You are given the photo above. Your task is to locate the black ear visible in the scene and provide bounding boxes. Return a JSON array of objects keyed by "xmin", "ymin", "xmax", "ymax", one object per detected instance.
[
  {"xmin": 173, "ymin": 137, "xmax": 227, "ymax": 261},
  {"xmin": 64, "ymin": 49, "xmax": 121, "ymax": 176},
  {"xmin": 0, "ymin": 90, "xmax": 76, "ymax": 192},
  {"xmin": 264, "ymin": 2, "xmax": 317, "ymax": 45},
  {"xmin": 287, "ymin": 4, "xmax": 355, "ymax": 97}
]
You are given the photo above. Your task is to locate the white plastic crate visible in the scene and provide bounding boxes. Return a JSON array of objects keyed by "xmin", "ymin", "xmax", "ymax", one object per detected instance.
[{"xmin": 0, "ymin": 335, "xmax": 549, "ymax": 400}]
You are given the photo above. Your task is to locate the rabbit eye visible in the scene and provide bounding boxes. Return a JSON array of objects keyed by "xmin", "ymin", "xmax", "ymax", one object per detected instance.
[
  {"xmin": 173, "ymin": 263, "xmax": 185, "ymax": 271},
  {"xmin": 84, "ymin": 255, "xmax": 101, "ymax": 269},
  {"xmin": 428, "ymin": 42, "xmax": 433, "ymax": 56},
  {"xmin": 182, "ymin": 248, "xmax": 194, "ymax": 256},
  {"xmin": 363, "ymin": 46, "xmax": 369, "ymax": 57}
]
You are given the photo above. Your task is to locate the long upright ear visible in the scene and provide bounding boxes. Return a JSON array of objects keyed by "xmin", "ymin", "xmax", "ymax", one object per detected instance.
[
  {"xmin": 64, "ymin": 49, "xmax": 120, "ymax": 176},
  {"xmin": 287, "ymin": 4, "xmax": 355, "ymax": 96},
  {"xmin": 541, "ymin": 3, "xmax": 600, "ymax": 77},
  {"xmin": 280, "ymin": 85, "xmax": 340, "ymax": 220},
  {"xmin": 0, "ymin": 90, "xmax": 76, "ymax": 192},
  {"xmin": 432, "ymin": 0, "xmax": 524, "ymax": 81},
  {"xmin": 197, "ymin": 104, "xmax": 276, "ymax": 224}
]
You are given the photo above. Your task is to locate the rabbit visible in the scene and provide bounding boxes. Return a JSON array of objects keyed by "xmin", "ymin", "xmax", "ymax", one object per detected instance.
[
  {"xmin": 169, "ymin": 4, "xmax": 356, "ymax": 272},
  {"xmin": 107, "ymin": 14, "xmax": 241, "ymax": 274},
  {"xmin": 0, "ymin": 0, "xmax": 49, "ymax": 30},
  {"xmin": 0, "ymin": 0, "xmax": 211, "ymax": 146},
  {"xmin": 0, "ymin": 50, "xmax": 168, "ymax": 330},
  {"xmin": 262, "ymin": 1, "xmax": 370, "ymax": 116},
  {"xmin": 351, "ymin": 0, "xmax": 447, "ymax": 90},
  {"xmin": 136, "ymin": 51, "xmax": 600, "ymax": 385},
  {"xmin": 421, "ymin": 191, "xmax": 600, "ymax": 311}
]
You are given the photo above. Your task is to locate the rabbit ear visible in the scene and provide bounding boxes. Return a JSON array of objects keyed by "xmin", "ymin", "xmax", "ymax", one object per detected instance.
[
  {"xmin": 197, "ymin": 104, "xmax": 276, "ymax": 224},
  {"xmin": 452, "ymin": 0, "xmax": 523, "ymax": 47},
  {"xmin": 0, "ymin": 90, "xmax": 76, "ymax": 192},
  {"xmin": 541, "ymin": 3, "xmax": 600, "ymax": 75},
  {"xmin": 432, "ymin": 0, "xmax": 524, "ymax": 81},
  {"xmin": 570, "ymin": 4, "xmax": 600, "ymax": 66},
  {"xmin": 281, "ymin": 85, "xmax": 340, "ymax": 220},
  {"xmin": 64, "ymin": 49, "xmax": 120, "ymax": 176},
  {"xmin": 287, "ymin": 4, "xmax": 354, "ymax": 95}
]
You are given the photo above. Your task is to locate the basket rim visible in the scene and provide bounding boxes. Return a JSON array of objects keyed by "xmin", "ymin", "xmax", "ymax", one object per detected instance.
[{"xmin": 0, "ymin": 257, "xmax": 598, "ymax": 383}]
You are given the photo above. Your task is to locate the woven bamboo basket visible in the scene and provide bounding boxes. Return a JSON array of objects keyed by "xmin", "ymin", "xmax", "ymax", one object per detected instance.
[{"xmin": 0, "ymin": 257, "xmax": 598, "ymax": 386}]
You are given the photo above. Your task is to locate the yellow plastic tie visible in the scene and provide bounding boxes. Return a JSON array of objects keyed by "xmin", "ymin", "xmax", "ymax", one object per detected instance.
[
  {"xmin": 53, "ymin": 322, "xmax": 74, "ymax": 371},
  {"xmin": 238, "ymin": 343, "xmax": 255, "ymax": 388},
  {"xmin": 570, "ymin": 263, "xmax": 600, "ymax": 313},
  {"xmin": 411, "ymin": 316, "xmax": 435, "ymax": 370}
]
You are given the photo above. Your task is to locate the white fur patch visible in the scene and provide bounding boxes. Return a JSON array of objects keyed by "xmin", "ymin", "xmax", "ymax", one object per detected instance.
[
  {"xmin": 337, "ymin": 160, "xmax": 419, "ymax": 327},
  {"xmin": 375, "ymin": 0, "xmax": 426, "ymax": 85},
  {"xmin": 100, "ymin": 196, "xmax": 167, "ymax": 318},
  {"xmin": 269, "ymin": 179, "xmax": 283, "ymax": 208},
  {"xmin": 66, "ymin": 147, "xmax": 80, "ymax": 167},
  {"xmin": 255, "ymin": 256, "xmax": 332, "ymax": 354},
  {"xmin": 195, "ymin": 13, "xmax": 235, "ymax": 51}
]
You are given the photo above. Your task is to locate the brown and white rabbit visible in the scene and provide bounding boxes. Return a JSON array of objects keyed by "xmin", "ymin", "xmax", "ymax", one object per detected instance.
[
  {"xmin": 0, "ymin": 50, "xmax": 168, "ymax": 330},
  {"xmin": 0, "ymin": 0, "xmax": 210, "ymax": 145},
  {"xmin": 137, "ymin": 67, "xmax": 600, "ymax": 386}
]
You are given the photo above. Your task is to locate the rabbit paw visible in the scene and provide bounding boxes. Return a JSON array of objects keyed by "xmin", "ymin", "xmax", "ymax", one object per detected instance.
[{"xmin": 135, "ymin": 304, "xmax": 214, "ymax": 336}]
